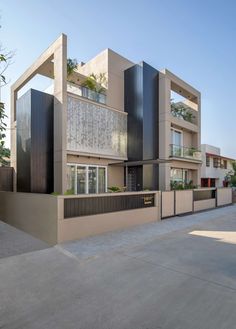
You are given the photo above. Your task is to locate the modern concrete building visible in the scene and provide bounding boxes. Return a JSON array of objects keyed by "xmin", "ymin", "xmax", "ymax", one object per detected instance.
[
  {"xmin": 201, "ymin": 144, "xmax": 235, "ymax": 187},
  {"xmin": 11, "ymin": 34, "xmax": 201, "ymax": 194}
]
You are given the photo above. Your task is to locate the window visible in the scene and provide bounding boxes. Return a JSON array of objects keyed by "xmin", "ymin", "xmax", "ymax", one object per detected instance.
[
  {"xmin": 66, "ymin": 165, "xmax": 76, "ymax": 193},
  {"xmin": 206, "ymin": 156, "xmax": 210, "ymax": 167},
  {"xmin": 171, "ymin": 128, "xmax": 183, "ymax": 157},
  {"xmin": 223, "ymin": 160, "xmax": 227, "ymax": 169},
  {"xmin": 77, "ymin": 166, "xmax": 86, "ymax": 194},
  {"xmin": 170, "ymin": 168, "xmax": 188, "ymax": 183},
  {"xmin": 213, "ymin": 158, "xmax": 220, "ymax": 168},
  {"xmin": 67, "ymin": 164, "xmax": 107, "ymax": 194},
  {"xmin": 171, "ymin": 129, "xmax": 182, "ymax": 146},
  {"xmin": 88, "ymin": 166, "xmax": 97, "ymax": 194}
]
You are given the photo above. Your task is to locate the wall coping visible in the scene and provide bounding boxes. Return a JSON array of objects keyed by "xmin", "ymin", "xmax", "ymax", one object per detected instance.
[{"xmin": 58, "ymin": 191, "xmax": 159, "ymax": 199}]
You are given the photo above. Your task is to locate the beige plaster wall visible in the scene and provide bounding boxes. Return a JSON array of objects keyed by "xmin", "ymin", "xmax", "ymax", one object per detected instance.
[
  {"xmin": 175, "ymin": 190, "xmax": 193, "ymax": 214},
  {"xmin": 217, "ymin": 188, "xmax": 232, "ymax": 206},
  {"xmin": 108, "ymin": 166, "xmax": 124, "ymax": 188},
  {"xmin": 194, "ymin": 199, "xmax": 216, "ymax": 212},
  {"xmin": 0, "ymin": 192, "xmax": 58, "ymax": 245},
  {"xmin": 76, "ymin": 48, "xmax": 133, "ymax": 111},
  {"xmin": 58, "ymin": 195, "xmax": 160, "ymax": 243},
  {"xmin": 161, "ymin": 191, "xmax": 175, "ymax": 217}
]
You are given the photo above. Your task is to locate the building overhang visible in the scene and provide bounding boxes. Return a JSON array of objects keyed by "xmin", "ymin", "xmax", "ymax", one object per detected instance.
[{"xmin": 109, "ymin": 159, "xmax": 171, "ymax": 167}]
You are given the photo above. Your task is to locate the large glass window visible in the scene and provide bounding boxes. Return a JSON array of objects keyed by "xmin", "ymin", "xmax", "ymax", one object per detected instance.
[
  {"xmin": 171, "ymin": 129, "xmax": 182, "ymax": 157},
  {"xmin": 171, "ymin": 168, "xmax": 188, "ymax": 183},
  {"xmin": 66, "ymin": 165, "xmax": 75, "ymax": 193},
  {"xmin": 88, "ymin": 166, "xmax": 97, "ymax": 194},
  {"xmin": 98, "ymin": 167, "xmax": 106, "ymax": 193},
  {"xmin": 67, "ymin": 164, "xmax": 107, "ymax": 194},
  {"xmin": 77, "ymin": 166, "xmax": 86, "ymax": 194}
]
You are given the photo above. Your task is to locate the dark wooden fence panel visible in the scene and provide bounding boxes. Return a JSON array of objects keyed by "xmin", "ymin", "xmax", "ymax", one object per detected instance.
[
  {"xmin": 64, "ymin": 194, "xmax": 155, "ymax": 218},
  {"xmin": 0, "ymin": 167, "xmax": 13, "ymax": 191}
]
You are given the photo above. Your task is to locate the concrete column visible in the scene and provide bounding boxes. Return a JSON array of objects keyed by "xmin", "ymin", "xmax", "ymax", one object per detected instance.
[
  {"xmin": 53, "ymin": 34, "xmax": 67, "ymax": 194},
  {"xmin": 158, "ymin": 73, "xmax": 171, "ymax": 191}
]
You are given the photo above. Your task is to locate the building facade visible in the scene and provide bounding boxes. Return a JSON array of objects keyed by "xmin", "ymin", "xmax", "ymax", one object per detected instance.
[
  {"xmin": 201, "ymin": 144, "xmax": 234, "ymax": 187},
  {"xmin": 11, "ymin": 34, "xmax": 201, "ymax": 194}
]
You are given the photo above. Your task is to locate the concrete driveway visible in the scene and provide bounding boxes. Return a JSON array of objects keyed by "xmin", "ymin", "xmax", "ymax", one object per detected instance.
[{"xmin": 1, "ymin": 205, "xmax": 236, "ymax": 329}]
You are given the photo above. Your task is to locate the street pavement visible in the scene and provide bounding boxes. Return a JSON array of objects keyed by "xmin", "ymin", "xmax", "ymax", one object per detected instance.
[{"xmin": 1, "ymin": 205, "xmax": 236, "ymax": 329}]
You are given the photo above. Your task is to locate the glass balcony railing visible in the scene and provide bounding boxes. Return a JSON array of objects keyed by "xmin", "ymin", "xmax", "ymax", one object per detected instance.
[
  {"xmin": 67, "ymin": 83, "xmax": 106, "ymax": 104},
  {"xmin": 170, "ymin": 144, "xmax": 201, "ymax": 161}
]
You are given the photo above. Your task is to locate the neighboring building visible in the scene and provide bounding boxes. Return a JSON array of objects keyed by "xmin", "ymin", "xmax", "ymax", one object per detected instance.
[
  {"xmin": 201, "ymin": 144, "xmax": 234, "ymax": 187},
  {"xmin": 11, "ymin": 34, "xmax": 201, "ymax": 194}
]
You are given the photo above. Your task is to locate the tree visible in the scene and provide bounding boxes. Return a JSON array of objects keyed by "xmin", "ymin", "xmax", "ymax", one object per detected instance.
[{"xmin": 0, "ymin": 47, "xmax": 13, "ymax": 166}]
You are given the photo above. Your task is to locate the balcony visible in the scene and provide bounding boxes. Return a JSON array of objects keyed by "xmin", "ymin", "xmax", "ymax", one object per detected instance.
[
  {"xmin": 170, "ymin": 144, "xmax": 201, "ymax": 161},
  {"xmin": 67, "ymin": 83, "xmax": 106, "ymax": 104},
  {"xmin": 171, "ymin": 102, "xmax": 198, "ymax": 127}
]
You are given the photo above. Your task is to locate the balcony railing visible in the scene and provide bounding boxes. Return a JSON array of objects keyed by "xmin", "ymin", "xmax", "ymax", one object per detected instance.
[
  {"xmin": 67, "ymin": 83, "xmax": 106, "ymax": 104},
  {"xmin": 170, "ymin": 144, "xmax": 201, "ymax": 161}
]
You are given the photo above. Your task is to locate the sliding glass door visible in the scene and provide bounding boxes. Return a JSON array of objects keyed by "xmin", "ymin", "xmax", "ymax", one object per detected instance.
[
  {"xmin": 77, "ymin": 166, "xmax": 86, "ymax": 194},
  {"xmin": 67, "ymin": 164, "xmax": 107, "ymax": 194}
]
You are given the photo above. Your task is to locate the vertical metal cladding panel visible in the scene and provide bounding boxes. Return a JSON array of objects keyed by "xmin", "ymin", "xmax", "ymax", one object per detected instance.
[
  {"xmin": 125, "ymin": 64, "xmax": 143, "ymax": 161},
  {"xmin": 125, "ymin": 62, "xmax": 159, "ymax": 190},
  {"xmin": 31, "ymin": 89, "xmax": 54, "ymax": 193},
  {"xmin": 64, "ymin": 193, "xmax": 155, "ymax": 218},
  {"xmin": 0, "ymin": 167, "xmax": 13, "ymax": 191},
  {"xmin": 16, "ymin": 89, "xmax": 54, "ymax": 193},
  {"xmin": 17, "ymin": 90, "xmax": 31, "ymax": 192}
]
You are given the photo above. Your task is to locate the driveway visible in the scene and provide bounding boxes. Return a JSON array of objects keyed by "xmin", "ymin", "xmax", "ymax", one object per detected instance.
[{"xmin": 1, "ymin": 205, "xmax": 236, "ymax": 329}]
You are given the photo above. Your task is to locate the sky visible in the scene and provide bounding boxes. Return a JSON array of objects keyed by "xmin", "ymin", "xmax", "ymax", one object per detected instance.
[{"xmin": 0, "ymin": 0, "xmax": 236, "ymax": 157}]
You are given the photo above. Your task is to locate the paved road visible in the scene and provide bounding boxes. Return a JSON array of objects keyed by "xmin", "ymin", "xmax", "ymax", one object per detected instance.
[{"xmin": 1, "ymin": 205, "xmax": 236, "ymax": 329}]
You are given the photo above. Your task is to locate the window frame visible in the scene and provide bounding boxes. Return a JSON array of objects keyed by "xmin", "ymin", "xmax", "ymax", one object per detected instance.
[{"xmin": 67, "ymin": 163, "xmax": 107, "ymax": 194}]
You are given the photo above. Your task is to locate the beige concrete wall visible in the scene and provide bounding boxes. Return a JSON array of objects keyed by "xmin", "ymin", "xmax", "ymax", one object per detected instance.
[
  {"xmin": 76, "ymin": 48, "xmax": 133, "ymax": 111},
  {"xmin": 217, "ymin": 188, "xmax": 232, "ymax": 206},
  {"xmin": 175, "ymin": 190, "xmax": 193, "ymax": 214},
  {"xmin": 194, "ymin": 199, "xmax": 216, "ymax": 212},
  {"xmin": 161, "ymin": 191, "xmax": 175, "ymax": 217},
  {"xmin": 108, "ymin": 166, "xmax": 124, "ymax": 188},
  {"xmin": 0, "ymin": 192, "xmax": 58, "ymax": 245},
  {"xmin": 67, "ymin": 154, "xmax": 112, "ymax": 166},
  {"xmin": 58, "ymin": 207, "xmax": 159, "ymax": 243}
]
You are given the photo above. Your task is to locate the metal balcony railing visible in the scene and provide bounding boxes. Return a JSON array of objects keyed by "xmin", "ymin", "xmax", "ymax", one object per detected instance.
[{"xmin": 170, "ymin": 144, "xmax": 201, "ymax": 161}]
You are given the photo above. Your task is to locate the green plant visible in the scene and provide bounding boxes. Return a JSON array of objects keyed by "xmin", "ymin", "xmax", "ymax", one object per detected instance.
[
  {"xmin": 67, "ymin": 58, "xmax": 78, "ymax": 78},
  {"xmin": 230, "ymin": 176, "xmax": 236, "ymax": 187},
  {"xmin": 51, "ymin": 192, "xmax": 60, "ymax": 196},
  {"xmin": 171, "ymin": 102, "xmax": 195, "ymax": 123},
  {"xmin": 64, "ymin": 189, "xmax": 75, "ymax": 195},
  {"xmin": 108, "ymin": 186, "xmax": 122, "ymax": 193},
  {"xmin": 170, "ymin": 180, "xmax": 197, "ymax": 190},
  {"xmin": 0, "ymin": 42, "xmax": 14, "ymax": 166},
  {"xmin": 82, "ymin": 73, "xmax": 107, "ymax": 94}
]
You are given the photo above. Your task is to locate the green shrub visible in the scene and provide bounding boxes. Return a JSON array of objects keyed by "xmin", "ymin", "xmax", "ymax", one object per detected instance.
[{"xmin": 108, "ymin": 186, "xmax": 122, "ymax": 193}]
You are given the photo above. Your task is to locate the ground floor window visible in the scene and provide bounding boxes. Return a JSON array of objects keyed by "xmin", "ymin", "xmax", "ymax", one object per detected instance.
[
  {"xmin": 170, "ymin": 168, "xmax": 188, "ymax": 183},
  {"xmin": 67, "ymin": 164, "xmax": 107, "ymax": 194}
]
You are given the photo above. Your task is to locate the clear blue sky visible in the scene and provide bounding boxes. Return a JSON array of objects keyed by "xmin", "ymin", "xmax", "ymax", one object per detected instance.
[{"xmin": 1, "ymin": 0, "xmax": 236, "ymax": 157}]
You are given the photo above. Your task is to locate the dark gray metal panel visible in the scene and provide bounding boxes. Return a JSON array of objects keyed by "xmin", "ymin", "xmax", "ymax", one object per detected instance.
[
  {"xmin": 143, "ymin": 164, "xmax": 158, "ymax": 190},
  {"xmin": 0, "ymin": 167, "xmax": 13, "ymax": 191},
  {"xmin": 31, "ymin": 89, "xmax": 54, "ymax": 193},
  {"xmin": 125, "ymin": 64, "xmax": 143, "ymax": 161},
  {"xmin": 124, "ymin": 62, "xmax": 159, "ymax": 190},
  {"xmin": 17, "ymin": 89, "xmax": 31, "ymax": 192},
  {"xmin": 142, "ymin": 62, "xmax": 159, "ymax": 160},
  {"xmin": 64, "ymin": 193, "xmax": 155, "ymax": 218},
  {"xmin": 16, "ymin": 89, "xmax": 54, "ymax": 193}
]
